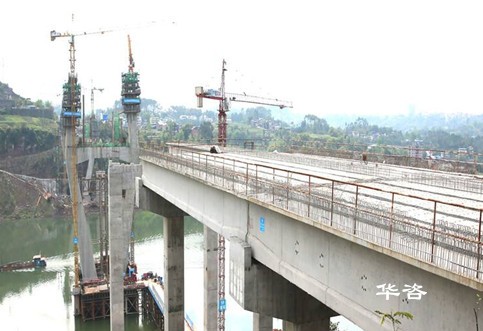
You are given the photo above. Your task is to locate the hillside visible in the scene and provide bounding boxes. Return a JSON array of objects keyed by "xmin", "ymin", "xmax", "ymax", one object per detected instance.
[
  {"xmin": 0, "ymin": 170, "xmax": 65, "ymax": 221},
  {"xmin": 0, "ymin": 82, "xmax": 24, "ymax": 108},
  {"xmin": 0, "ymin": 114, "xmax": 57, "ymax": 131},
  {"xmin": 0, "ymin": 81, "xmax": 58, "ymax": 158}
]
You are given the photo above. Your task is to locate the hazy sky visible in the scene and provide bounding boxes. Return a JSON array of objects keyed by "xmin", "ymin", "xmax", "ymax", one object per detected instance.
[{"xmin": 2, "ymin": 0, "xmax": 483, "ymax": 116}]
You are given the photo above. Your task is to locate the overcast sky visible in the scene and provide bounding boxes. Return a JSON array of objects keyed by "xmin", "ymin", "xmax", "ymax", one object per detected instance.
[{"xmin": 2, "ymin": 0, "xmax": 483, "ymax": 117}]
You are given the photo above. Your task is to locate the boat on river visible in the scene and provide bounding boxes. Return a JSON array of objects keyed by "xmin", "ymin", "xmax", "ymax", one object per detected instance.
[{"xmin": 0, "ymin": 254, "xmax": 47, "ymax": 272}]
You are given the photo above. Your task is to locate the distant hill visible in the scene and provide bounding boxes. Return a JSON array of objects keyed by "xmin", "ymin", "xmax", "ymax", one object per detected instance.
[
  {"xmin": 0, "ymin": 81, "xmax": 59, "ymax": 176},
  {"xmin": 324, "ymin": 112, "xmax": 483, "ymax": 136},
  {"xmin": 0, "ymin": 82, "xmax": 24, "ymax": 109}
]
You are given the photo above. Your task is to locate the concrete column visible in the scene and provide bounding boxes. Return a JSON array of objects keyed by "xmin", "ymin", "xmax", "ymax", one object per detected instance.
[
  {"xmin": 109, "ymin": 202, "xmax": 125, "ymax": 331},
  {"xmin": 282, "ymin": 319, "xmax": 330, "ymax": 331},
  {"xmin": 253, "ymin": 313, "xmax": 273, "ymax": 331},
  {"xmin": 164, "ymin": 215, "xmax": 185, "ymax": 331},
  {"xmin": 126, "ymin": 113, "xmax": 139, "ymax": 163},
  {"xmin": 108, "ymin": 162, "xmax": 142, "ymax": 331},
  {"xmin": 204, "ymin": 225, "xmax": 218, "ymax": 331}
]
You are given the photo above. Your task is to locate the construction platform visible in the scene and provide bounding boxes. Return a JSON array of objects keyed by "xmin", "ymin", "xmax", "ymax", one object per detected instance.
[
  {"xmin": 72, "ymin": 278, "xmax": 195, "ymax": 330},
  {"xmin": 73, "ymin": 280, "xmax": 145, "ymax": 321}
]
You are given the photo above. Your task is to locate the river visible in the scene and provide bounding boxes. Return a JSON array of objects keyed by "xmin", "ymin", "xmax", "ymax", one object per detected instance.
[{"xmin": 0, "ymin": 212, "xmax": 361, "ymax": 331}]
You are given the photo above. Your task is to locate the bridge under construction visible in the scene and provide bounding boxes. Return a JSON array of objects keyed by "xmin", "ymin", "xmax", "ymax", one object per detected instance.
[{"xmin": 48, "ymin": 19, "xmax": 483, "ymax": 331}]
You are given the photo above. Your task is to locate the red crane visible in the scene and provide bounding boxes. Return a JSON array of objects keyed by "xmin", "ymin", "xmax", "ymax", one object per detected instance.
[{"xmin": 195, "ymin": 59, "xmax": 293, "ymax": 147}]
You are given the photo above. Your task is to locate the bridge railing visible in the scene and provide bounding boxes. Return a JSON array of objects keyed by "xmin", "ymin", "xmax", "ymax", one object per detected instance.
[{"xmin": 141, "ymin": 146, "xmax": 483, "ymax": 282}]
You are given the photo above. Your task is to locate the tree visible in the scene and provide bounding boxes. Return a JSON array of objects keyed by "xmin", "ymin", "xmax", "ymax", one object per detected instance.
[
  {"xmin": 199, "ymin": 121, "xmax": 214, "ymax": 141},
  {"xmin": 34, "ymin": 99, "xmax": 44, "ymax": 108},
  {"xmin": 308, "ymin": 114, "xmax": 330, "ymax": 134},
  {"xmin": 330, "ymin": 321, "xmax": 341, "ymax": 331},
  {"xmin": 181, "ymin": 124, "xmax": 192, "ymax": 141},
  {"xmin": 375, "ymin": 310, "xmax": 413, "ymax": 331}
]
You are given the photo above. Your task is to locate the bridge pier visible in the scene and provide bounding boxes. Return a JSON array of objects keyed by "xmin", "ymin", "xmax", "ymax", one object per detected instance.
[
  {"xmin": 282, "ymin": 320, "xmax": 330, "ymax": 331},
  {"xmin": 137, "ymin": 184, "xmax": 186, "ymax": 330},
  {"xmin": 164, "ymin": 213, "xmax": 185, "ymax": 331},
  {"xmin": 108, "ymin": 162, "xmax": 142, "ymax": 331},
  {"xmin": 204, "ymin": 225, "xmax": 218, "ymax": 331},
  {"xmin": 253, "ymin": 312, "xmax": 273, "ymax": 331},
  {"xmin": 229, "ymin": 237, "xmax": 335, "ymax": 331}
]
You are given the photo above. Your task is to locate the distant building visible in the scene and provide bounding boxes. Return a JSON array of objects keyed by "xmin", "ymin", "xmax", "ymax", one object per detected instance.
[{"xmin": 409, "ymin": 140, "xmax": 424, "ymax": 159}]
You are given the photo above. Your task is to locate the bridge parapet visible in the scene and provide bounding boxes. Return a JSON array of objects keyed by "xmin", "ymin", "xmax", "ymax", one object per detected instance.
[{"xmin": 141, "ymin": 146, "xmax": 483, "ymax": 288}]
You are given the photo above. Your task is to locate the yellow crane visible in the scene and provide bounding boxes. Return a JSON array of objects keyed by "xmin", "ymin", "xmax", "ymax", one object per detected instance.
[{"xmin": 50, "ymin": 27, "xmax": 113, "ymax": 287}]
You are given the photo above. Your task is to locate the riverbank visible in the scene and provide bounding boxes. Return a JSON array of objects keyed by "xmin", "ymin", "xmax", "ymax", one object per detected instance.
[{"xmin": 0, "ymin": 170, "xmax": 75, "ymax": 222}]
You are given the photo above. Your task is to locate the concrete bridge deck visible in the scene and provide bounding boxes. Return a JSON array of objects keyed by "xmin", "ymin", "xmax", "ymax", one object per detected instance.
[
  {"xmin": 139, "ymin": 144, "xmax": 483, "ymax": 331},
  {"xmin": 142, "ymin": 145, "xmax": 483, "ymax": 283}
]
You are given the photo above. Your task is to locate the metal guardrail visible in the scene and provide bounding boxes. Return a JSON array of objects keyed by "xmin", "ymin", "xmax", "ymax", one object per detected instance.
[{"xmin": 140, "ymin": 146, "xmax": 483, "ymax": 282}]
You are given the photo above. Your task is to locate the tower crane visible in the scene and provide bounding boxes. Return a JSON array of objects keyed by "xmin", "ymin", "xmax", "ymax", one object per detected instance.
[
  {"xmin": 51, "ymin": 26, "xmax": 113, "ymax": 288},
  {"xmin": 87, "ymin": 87, "xmax": 103, "ymax": 142},
  {"xmin": 195, "ymin": 59, "xmax": 293, "ymax": 147},
  {"xmin": 91, "ymin": 87, "xmax": 104, "ymax": 116},
  {"xmin": 195, "ymin": 60, "xmax": 293, "ymax": 331}
]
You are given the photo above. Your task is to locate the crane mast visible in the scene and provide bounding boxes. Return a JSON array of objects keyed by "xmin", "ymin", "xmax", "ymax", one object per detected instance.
[
  {"xmin": 218, "ymin": 59, "xmax": 228, "ymax": 147},
  {"xmin": 90, "ymin": 87, "xmax": 104, "ymax": 116},
  {"xmin": 89, "ymin": 87, "xmax": 103, "ymax": 141},
  {"xmin": 128, "ymin": 34, "xmax": 135, "ymax": 73}
]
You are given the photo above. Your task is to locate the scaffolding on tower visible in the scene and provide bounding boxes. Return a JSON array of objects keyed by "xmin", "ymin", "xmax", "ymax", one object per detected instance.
[{"xmin": 121, "ymin": 34, "xmax": 141, "ymax": 114}]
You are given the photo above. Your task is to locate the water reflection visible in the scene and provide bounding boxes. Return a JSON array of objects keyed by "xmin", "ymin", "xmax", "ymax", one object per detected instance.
[
  {"xmin": 0, "ymin": 212, "xmax": 252, "ymax": 330},
  {"xmin": 0, "ymin": 212, "xmax": 360, "ymax": 331}
]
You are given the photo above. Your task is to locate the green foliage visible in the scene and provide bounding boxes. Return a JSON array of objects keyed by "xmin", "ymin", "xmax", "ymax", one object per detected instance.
[
  {"xmin": 267, "ymin": 138, "xmax": 287, "ymax": 152},
  {"xmin": 375, "ymin": 310, "xmax": 414, "ymax": 331},
  {"xmin": 230, "ymin": 106, "xmax": 272, "ymax": 124},
  {"xmin": 0, "ymin": 189, "xmax": 15, "ymax": 216},
  {"xmin": 0, "ymin": 119, "xmax": 57, "ymax": 155},
  {"xmin": 199, "ymin": 121, "xmax": 214, "ymax": 141},
  {"xmin": 330, "ymin": 321, "xmax": 341, "ymax": 331},
  {"xmin": 136, "ymin": 102, "xmax": 483, "ymax": 159},
  {"xmin": 181, "ymin": 124, "xmax": 192, "ymax": 141},
  {"xmin": 298, "ymin": 114, "xmax": 330, "ymax": 134}
]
